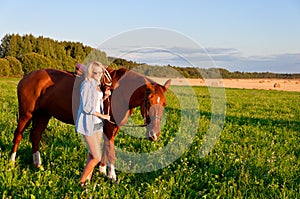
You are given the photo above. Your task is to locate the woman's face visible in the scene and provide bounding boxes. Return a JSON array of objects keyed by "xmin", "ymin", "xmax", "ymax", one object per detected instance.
[{"xmin": 92, "ymin": 66, "xmax": 103, "ymax": 83}]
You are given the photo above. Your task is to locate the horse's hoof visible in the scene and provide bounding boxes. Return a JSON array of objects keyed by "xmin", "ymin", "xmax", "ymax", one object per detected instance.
[
  {"xmin": 111, "ymin": 177, "xmax": 119, "ymax": 184},
  {"xmin": 79, "ymin": 181, "xmax": 90, "ymax": 193},
  {"xmin": 8, "ymin": 159, "xmax": 15, "ymax": 165},
  {"xmin": 107, "ymin": 173, "xmax": 118, "ymax": 184},
  {"xmin": 79, "ymin": 181, "xmax": 89, "ymax": 188},
  {"xmin": 34, "ymin": 164, "xmax": 41, "ymax": 168},
  {"xmin": 99, "ymin": 165, "xmax": 107, "ymax": 176},
  {"xmin": 34, "ymin": 164, "xmax": 44, "ymax": 171},
  {"xmin": 10, "ymin": 152, "xmax": 17, "ymax": 162},
  {"xmin": 108, "ymin": 174, "xmax": 117, "ymax": 183}
]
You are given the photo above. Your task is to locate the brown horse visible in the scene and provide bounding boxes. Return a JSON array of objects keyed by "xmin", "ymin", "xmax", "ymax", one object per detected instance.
[{"xmin": 10, "ymin": 67, "xmax": 171, "ymax": 182}]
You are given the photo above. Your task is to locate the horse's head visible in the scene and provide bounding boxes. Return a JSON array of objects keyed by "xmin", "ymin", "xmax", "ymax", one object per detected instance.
[{"xmin": 142, "ymin": 78, "xmax": 171, "ymax": 141}]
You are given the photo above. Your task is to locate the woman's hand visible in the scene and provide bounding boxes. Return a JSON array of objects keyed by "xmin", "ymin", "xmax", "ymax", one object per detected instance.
[
  {"xmin": 103, "ymin": 88, "xmax": 111, "ymax": 100},
  {"xmin": 101, "ymin": 114, "xmax": 110, "ymax": 121}
]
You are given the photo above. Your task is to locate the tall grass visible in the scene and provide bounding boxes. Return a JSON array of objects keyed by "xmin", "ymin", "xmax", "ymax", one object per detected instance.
[{"xmin": 0, "ymin": 78, "xmax": 299, "ymax": 198}]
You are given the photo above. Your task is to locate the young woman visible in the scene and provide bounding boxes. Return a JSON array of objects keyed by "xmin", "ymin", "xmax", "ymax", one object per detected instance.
[{"xmin": 75, "ymin": 61, "xmax": 111, "ymax": 186}]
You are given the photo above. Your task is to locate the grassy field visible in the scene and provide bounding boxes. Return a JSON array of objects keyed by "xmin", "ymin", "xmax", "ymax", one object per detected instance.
[{"xmin": 0, "ymin": 78, "xmax": 299, "ymax": 198}]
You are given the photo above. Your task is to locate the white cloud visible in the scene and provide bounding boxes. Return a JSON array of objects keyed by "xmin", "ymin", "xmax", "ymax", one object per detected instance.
[{"xmin": 100, "ymin": 44, "xmax": 300, "ymax": 73}]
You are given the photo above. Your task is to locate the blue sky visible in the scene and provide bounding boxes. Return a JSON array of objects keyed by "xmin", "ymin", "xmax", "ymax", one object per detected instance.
[{"xmin": 1, "ymin": 0, "xmax": 300, "ymax": 73}]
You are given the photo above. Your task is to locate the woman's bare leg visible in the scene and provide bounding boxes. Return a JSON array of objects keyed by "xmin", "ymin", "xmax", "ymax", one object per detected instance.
[{"xmin": 79, "ymin": 132, "xmax": 102, "ymax": 184}]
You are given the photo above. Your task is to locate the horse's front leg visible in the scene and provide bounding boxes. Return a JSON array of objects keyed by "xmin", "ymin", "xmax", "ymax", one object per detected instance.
[
  {"xmin": 99, "ymin": 135, "xmax": 108, "ymax": 176},
  {"xmin": 100, "ymin": 136, "xmax": 117, "ymax": 182},
  {"xmin": 107, "ymin": 139, "xmax": 117, "ymax": 183},
  {"xmin": 100, "ymin": 125, "xmax": 118, "ymax": 183},
  {"xmin": 105, "ymin": 109, "xmax": 134, "ymax": 182}
]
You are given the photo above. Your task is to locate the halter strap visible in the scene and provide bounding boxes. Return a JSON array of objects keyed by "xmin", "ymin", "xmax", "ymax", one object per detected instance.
[{"xmin": 103, "ymin": 68, "xmax": 112, "ymax": 86}]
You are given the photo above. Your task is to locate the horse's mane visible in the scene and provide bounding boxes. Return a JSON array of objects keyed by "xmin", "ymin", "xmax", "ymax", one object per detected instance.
[{"xmin": 111, "ymin": 67, "xmax": 157, "ymax": 83}]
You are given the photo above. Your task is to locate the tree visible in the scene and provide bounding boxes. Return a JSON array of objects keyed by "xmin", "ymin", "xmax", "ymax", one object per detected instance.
[
  {"xmin": 0, "ymin": 58, "xmax": 10, "ymax": 76},
  {"xmin": 21, "ymin": 35, "xmax": 33, "ymax": 55},
  {"xmin": 8, "ymin": 34, "xmax": 23, "ymax": 58},
  {"xmin": 5, "ymin": 56, "xmax": 23, "ymax": 77},
  {"xmin": 108, "ymin": 62, "xmax": 119, "ymax": 70},
  {"xmin": 84, "ymin": 49, "xmax": 108, "ymax": 65},
  {"xmin": 0, "ymin": 34, "xmax": 12, "ymax": 58},
  {"xmin": 21, "ymin": 52, "xmax": 52, "ymax": 74}
]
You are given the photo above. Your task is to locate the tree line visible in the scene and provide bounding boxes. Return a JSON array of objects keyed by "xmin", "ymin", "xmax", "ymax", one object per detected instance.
[
  {"xmin": 0, "ymin": 33, "xmax": 299, "ymax": 79},
  {"xmin": 110, "ymin": 59, "xmax": 300, "ymax": 79},
  {"xmin": 0, "ymin": 34, "xmax": 108, "ymax": 77}
]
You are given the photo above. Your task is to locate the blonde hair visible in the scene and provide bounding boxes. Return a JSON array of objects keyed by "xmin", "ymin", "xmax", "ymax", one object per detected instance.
[{"xmin": 85, "ymin": 61, "xmax": 105, "ymax": 82}]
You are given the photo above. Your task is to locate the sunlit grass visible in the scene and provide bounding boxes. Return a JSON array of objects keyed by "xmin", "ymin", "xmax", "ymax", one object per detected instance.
[{"xmin": 0, "ymin": 78, "xmax": 299, "ymax": 198}]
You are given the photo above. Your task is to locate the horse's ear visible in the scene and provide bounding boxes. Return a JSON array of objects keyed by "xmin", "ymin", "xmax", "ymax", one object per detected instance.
[
  {"xmin": 145, "ymin": 78, "xmax": 155, "ymax": 91},
  {"xmin": 163, "ymin": 79, "xmax": 171, "ymax": 92}
]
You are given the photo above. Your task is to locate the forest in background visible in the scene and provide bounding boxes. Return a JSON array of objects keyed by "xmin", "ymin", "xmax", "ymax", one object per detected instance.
[{"xmin": 0, "ymin": 33, "xmax": 299, "ymax": 79}]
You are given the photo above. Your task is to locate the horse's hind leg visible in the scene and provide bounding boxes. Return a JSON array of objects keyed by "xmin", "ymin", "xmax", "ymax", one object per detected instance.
[
  {"xmin": 11, "ymin": 112, "xmax": 32, "ymax": 162},
  {"xmin": 30, "ymin": 110, "xmax": 51, "ymax": 168}
]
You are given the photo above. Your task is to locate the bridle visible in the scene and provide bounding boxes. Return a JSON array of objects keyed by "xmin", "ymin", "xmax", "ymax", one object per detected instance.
[
  {"xmin": 102, "ymin": 68, "xmax": 112, "ymax": 86},
  {"xmin": 142, "ymin": 91, "xmax": 163, "ymax": 127},
  {"xmin": 105, "ymin": 85, "xmax": 163, "ymax": 128}
]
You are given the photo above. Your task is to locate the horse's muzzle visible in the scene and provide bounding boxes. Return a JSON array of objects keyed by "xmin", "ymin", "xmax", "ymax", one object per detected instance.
[{"xmin": 147, "ymin": 131, "xmax": 159, "ymax": 141}]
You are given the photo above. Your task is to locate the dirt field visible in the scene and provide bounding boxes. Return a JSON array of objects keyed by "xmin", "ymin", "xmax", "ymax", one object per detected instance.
[{"xmin": 150, "ymin": 77, "xmax": 300, "ymax": 92}]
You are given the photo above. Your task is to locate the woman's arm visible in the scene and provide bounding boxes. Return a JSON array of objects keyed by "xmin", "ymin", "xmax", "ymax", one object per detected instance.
[
  {"xmin": 93, "ymin": 112, "xmax": 110, "ymax": 121},
  {"xmin": 80, "ymin": 81, "xmax": 96, "ymax": 114}
]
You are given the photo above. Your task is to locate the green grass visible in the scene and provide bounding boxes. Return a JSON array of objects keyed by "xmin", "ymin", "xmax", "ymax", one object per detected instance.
[{"xmin": 0, "ymin": 78, "xmax": 299, "ymax": 198}]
